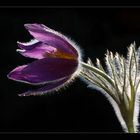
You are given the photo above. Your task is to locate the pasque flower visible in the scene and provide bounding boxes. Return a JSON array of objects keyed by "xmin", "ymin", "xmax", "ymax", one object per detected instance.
[
  {"xmin": 8, "ymin": 23, "xmax": 81, "ymax": 96},
  {"xmin": 7, "ymin": 23, "xmax": 140, "ymax": 133}
]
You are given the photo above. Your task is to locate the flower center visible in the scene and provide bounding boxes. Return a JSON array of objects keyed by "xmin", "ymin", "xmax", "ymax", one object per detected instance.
[{"xmin": 43, "ymin": 49, "xmax": 77, "ymax": 60}]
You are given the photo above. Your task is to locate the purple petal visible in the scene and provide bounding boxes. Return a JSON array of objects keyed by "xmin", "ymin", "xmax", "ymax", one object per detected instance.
[
  {"xmin": 17, "ymin": 41, "xmax": 57, "ymax": 59},
  {"xmin": 17, "ymin": 39, "xmax": 40, "ymax": 50},
  {"xmin": 7, "ymin": 57, "xmax": 78, "ymax": 85},
  {"xmin": 18, "ymin": 76, "xmax": 70, "ymax": 96},
  {"xmin": 24, "ymin": 23, "xmax": 78, "ymax": 58}
]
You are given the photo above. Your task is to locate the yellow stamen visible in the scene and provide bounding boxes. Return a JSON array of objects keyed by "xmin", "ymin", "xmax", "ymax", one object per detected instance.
[{"xmin": 43, "ymin": 49, "xmax": 77, "ymax": 60}]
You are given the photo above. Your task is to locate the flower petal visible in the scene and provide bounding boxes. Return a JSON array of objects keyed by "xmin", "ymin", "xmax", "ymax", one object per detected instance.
[
  {"xmin": 24, "ymin": 23, "xmax": 78, "ymax": 58},
  {"xmin": 17, "ymin": 41, "xmax": 57, "ymax": 59},
  {"xmin": 17, "ymin": 39, "xmax": 40, "ymax": 50},
  {"xmin": 18, "ymin": 76, "xmax": 70, "ymax": 96},
  {"xmin": 7, "ymin": 57, "xmax": 78, "ymax": 85}
]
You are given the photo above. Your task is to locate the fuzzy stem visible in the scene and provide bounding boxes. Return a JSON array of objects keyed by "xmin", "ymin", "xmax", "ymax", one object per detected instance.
[
  {"xmin": 119, "ymin": 84, "xmax": 136, "ymax": 133},
  {"xmin": 126, "ymin": 92, "xmax": 136, "ymax": 133},
  {"xmin": 127, "ymin": 118, "xmax": 135, "ymax": 133},
  {"xmin": 119, "ymin": 100, "xmax": 135, "ymax": 133},
  {"xmin": 126, "ymin": 75, "xmax": 136, "ymax": 133},
  {"xmin": 124, "ymin": 105, "xmax": 135, "ymax": 133}
]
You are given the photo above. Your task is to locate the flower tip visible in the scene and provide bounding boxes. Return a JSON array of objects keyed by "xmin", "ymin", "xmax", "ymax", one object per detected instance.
[
  {"xmin": 24, "ymin": 23, "xmax": 31, "ymax": 28},
  {"xmin": 7, "ymin": 73, "xmax": 10, "ymax": 79},
  {"xmin": 24, "ymin": 23, "xmax": 34, "ymax": 30},
  {"xmin": 17, "ymin": 41, "xmax": 22, "ymax": 45},
  {"xmin": 7, "ymin": 71, "xmax": 15, "ymax": 81},
  {"xmin": 7, "ymin": 72, "xmax": 18, "ymax": 82},
  {"xmin": 7, "ymin": 71, "xmax": 12, "ymax": 79},
  {"xmin": 16, "ymin": 49, "xmax": 25, "ymax": 53},
  {"xmin": 18, "ymin": 93, "xmax": 26, "ymax": 97},
  {"xmin": 24, "ymin": 23, "xmax": 42, "ymax": 30}
]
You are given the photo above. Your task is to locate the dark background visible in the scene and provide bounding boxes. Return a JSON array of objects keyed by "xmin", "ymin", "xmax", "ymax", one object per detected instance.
[{"xmin": 0, "ymin": 7, "xmax": 140, "ymax": 133}]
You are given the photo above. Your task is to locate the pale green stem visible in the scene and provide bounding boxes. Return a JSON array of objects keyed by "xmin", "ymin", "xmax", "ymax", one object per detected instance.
[
  {"xmin": 126, "ymin": 92, "xmax": 136, "ymax": 133},
  {"xmin": 119, "ymin": 98, "xmax": 135, "ymax": 133}
]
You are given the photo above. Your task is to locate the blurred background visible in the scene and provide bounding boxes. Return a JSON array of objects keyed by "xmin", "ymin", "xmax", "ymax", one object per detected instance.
[{"xmin": 0, "ymin": 7, "xmax": 140, "ymax": 133}]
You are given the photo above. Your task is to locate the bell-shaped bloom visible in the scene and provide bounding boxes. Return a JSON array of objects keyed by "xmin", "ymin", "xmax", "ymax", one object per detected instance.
[{"xmin": 7, "ymin": 23, "xmax": 81, "ymax": 96}]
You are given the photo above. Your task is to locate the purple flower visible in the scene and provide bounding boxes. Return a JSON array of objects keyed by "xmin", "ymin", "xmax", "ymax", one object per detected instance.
[{"xmin": 7, "ymin": 23, "xmax": 81, "ymax": 96}]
